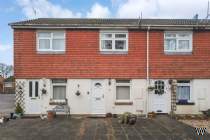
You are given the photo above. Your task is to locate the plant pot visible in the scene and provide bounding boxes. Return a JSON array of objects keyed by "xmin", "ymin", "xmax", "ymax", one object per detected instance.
[{"xmin": 47, "ymin": 111, "xmax": 56, "ymax": 121}]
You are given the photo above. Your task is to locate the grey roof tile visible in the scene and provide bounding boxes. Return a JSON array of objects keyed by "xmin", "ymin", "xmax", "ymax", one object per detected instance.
[{"xmin": 9, "ymin": 18, "xmax": 210, "ymax": 28}]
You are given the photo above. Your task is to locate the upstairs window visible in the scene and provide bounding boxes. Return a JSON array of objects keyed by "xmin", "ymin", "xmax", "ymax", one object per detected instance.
[
  {"xmin": 37, "ymin": 31, "xmax": 65, "ymax": 52},
  {"xmin": 100, "ymin": 31, "xmax": 128, "ymax": 52},
  {"xmin": 164, "ymin": 31, "xmax": 192, "ymax": 53}
]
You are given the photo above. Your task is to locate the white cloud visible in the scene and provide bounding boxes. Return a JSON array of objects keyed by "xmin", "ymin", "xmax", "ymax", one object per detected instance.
[
  {"xmin": 0, "ymin": 44, "xmax": 12, "ymax": 51},
  {"xmin": 17, "ymin": 0, "xmax": 81, "ymax": 18},
  {"xmin": 87, "ymin": 3, "xmax": 111, "ymax": 18},
  {"xmin": 116, "ymin": 0, "xmax": 208, "ymax": 18}
]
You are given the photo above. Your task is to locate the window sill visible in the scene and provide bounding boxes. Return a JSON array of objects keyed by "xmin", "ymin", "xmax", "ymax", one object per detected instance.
[
  {"xmin": 100, "ymin": 51, "xmax": 128, "ymax": 55},
  {"xmin": 115, "ymin": 101, "xmax": 133, "ymax": 105},
  {"xmin": 164, "ymin": 51, "xmax": 192, "ymax": 55},
  {"xmin": 37, "ymin": 51, "xmax": 65, "ymax": 54},
  {"xmin": 176, "ymin": 102, "xmax": 195, "ymax": 105}
]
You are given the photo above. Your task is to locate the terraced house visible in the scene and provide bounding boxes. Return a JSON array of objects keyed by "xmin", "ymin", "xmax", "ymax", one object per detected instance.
[{"xmin": 9, "ymin": 18, "xmax": 210, "ymax": 116}]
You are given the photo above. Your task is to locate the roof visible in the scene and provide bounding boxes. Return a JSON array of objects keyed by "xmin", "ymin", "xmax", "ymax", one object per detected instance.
[{"xmin": 9, "ymin": 18, "xmax": 210, "ymax": 29}]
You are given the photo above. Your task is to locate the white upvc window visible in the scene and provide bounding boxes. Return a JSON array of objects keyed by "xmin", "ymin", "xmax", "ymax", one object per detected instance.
[
  {"xmin": 176, "ymin": 80, "xmax": 193, "ymax": 102},
  {"xmin": 164, "ymin": 31, "xmax": 192, "ymax": 53},
  {"xmin": 51, "ymin": 79, "xmax": 67, "ymax": 102},
  {"xmin": 37, "ymin": 31, "xmax": 65, "ymax": 52},
  {"xmin": 115, "ymin": 80, "xmax": 131, "ymax": 102},
  {"xmin": 100, "ymin": 31, "xmax": 128, "ymax": 52}
]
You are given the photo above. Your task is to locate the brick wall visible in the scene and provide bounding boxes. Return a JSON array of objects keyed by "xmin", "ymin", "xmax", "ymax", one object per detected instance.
[{"xmin": 14, "ymin": 29, "xmax": 210, "ymax": 79}]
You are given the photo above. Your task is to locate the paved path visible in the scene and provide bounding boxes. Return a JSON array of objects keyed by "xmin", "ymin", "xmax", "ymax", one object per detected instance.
[
  {"xmin": 0, "ymin": 94, "xmax": 15, "ymax": 115},
  {"xmin": 0, "ymin": 115, "xmax": 209, "ymax": 140}
]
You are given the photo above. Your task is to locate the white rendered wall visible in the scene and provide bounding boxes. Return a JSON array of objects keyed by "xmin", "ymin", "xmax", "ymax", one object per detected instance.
[
  {"xmin": 16, "ymin": 79, "xmax": 147, "ymax": 115},
  {"xmin": 175, "ymin": 79, "xmax": 210, "ymax": 114}
]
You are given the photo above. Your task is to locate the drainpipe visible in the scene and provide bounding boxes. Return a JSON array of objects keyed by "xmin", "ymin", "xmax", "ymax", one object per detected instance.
[{"xmin": 146, "ymin": 26, "xmax": 150, "ymax": 118}]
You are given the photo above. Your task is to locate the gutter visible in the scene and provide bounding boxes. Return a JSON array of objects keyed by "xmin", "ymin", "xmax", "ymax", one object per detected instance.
[
  {"xmin": 9, "ymin": 24, "xmax": 210, "ymax": 30},
  {"xmin": 146, "ymin": 26, "xmax": 150, "ymax": 118}
]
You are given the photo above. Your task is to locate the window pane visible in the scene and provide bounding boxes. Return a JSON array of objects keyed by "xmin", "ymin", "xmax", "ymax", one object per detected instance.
[
  {"xmin": 177, "ymin": 80, "xmax": 190, "ymax": 83},
  {"xmin": 178, "ymin": 33, "xmax": 190, "ymax": 37},
  {"xmin": 165, "ymin": 33, "xmax": 176, "ymax": 37},
  {"xmin": 178, "ymin": 40, "xmax": 189, "ymax": 50},
  {"xmin": 52, "ymin": 39, "xmax": 65, "ymax": 50},
  {"xmin": 29, "ymin": 81, "xmax": 32, "ymax": 97},
  {"xmin": 101, "ymin": 34, "xmax": 112, "ymax": 38},
  {"xmin": 115, "ymin": 40, "xmax": 126, "ymax": 50},
  {"xmin": 116, "ymin": 86, "xmax": 130, "ymax": 100},
  {"xmin": 39, "ymin": 39, "xmax": 50, "ymax": 49},
  {"xmin": 38, "ymin": 32, "xmax": 51, "ymax": 38},
  {"xmin": 53, "ymin": 32, "xmax": 65, "ymax": 38},
  {"xmin": 53, "ymin": 86, "xmax": 66, "ymax": 100},
  {"xmin": 35, "ymin": 81, "xmax": 39, "ymax": 97},
  {"xmin": 52, "ymin": 79, "xmax": 67, "ymax": 83},
  {"xmin": 177, "ymin": 86, "xmax": 190, "ymax": 100},
  {"xmin": 115, "ymin": 34, "xmax": 126, "ymax": 38},
  {"xmin": 101, "ymin": 40, "xmax": 112, "ymax": 49},
  {"xmin": 165, "ymin": 39, "xmax": 176, "ymax": 50},
  {"xmin": 116, "ymin": 80, "xmax": 130, "ymax": 83}
]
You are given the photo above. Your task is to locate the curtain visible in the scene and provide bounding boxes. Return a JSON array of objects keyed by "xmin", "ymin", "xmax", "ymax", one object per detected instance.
[
  {"xmin": 116, "ymin": 86, "xmax": 130, "ymax": 100},
  {"xmin": 178, "ymin": 40, "xmax": 189, "ymax": 49},
  {"xmin": 102, "ymin": 40, "xmax": 112, "ymax": 49},
  {"xmin": 52, "ymin": 39, "xmax": 65, "ymax": 50},
  {"xmin": 177, "ymin": 86, "xmax": 190, "ymax": 100},
  {"xmin": 115, "ymin": 40, "xmax": 126, "ymax": 50},
  {"xmin": 53, "ymin": 86, "xmax": 66, "ymax": 100},
  {"xmin": 39, "ymin": 39, "xmax": 50, "ymax": 49},
  {"xmin": 165, "ymin": 39, "xmax": 176, "ymax": 50}
]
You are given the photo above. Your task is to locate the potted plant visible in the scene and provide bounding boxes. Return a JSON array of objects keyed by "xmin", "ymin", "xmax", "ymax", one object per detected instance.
[
  {"xmin": 15, "ymin": 103, "xmax": 23, "ymax": 117},
  {"xmin": 148, "ymin": 86, "xmax": 155, "ymax": 91}
]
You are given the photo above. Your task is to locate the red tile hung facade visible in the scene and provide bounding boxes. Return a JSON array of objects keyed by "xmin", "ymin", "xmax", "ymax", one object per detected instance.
[{"xmin": 14, "ymin": 29, "xmax": 210, "ymax": 79}]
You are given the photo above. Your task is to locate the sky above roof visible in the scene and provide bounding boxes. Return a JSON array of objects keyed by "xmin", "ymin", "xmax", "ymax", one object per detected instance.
[{"xmin": 0, "ymin": 0, "xmax": 209, "ymax": 65}]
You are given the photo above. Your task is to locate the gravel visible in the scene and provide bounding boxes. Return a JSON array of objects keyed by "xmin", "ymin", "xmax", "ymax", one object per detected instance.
[{"xmin": 179, "ymin": 119, "xmax": 210, "ymax": 133}]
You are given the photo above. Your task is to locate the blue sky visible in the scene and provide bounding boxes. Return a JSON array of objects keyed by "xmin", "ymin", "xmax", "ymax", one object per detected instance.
[{"xmin": 0, "ymin": 0, "xmax": 209, "ymax": 65}]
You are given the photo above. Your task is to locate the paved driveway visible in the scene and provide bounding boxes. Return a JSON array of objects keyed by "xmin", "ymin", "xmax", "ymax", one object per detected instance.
[
  {"xmin": 0, "ymin": 115, "xmax": 209, "ymax": 140},
  {"xmin": 0, "ymin": 94, "xmax": 15, "ymax": 115}
]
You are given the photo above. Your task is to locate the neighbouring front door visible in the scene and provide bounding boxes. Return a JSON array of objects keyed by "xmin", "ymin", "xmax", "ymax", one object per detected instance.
[
  {"xmin": 91, "ymin": 80, "xmax": 105, "ymax": 115},
  {"xmin": 25, "ymin": 80, "xmax": 42, "ymax": 114},
  {"xmin": 150, "ymin": 94, "xmax": 168, "ymax": 113},
  {"xmin": 149, "ymin": 80, "xmax": 169, "ymax": 113}
]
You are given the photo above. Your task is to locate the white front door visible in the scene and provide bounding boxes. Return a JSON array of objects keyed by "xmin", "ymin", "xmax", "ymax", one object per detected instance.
[
  {"xmin": 150, "ymin": 93, "xmax": 168, "ymax": 113},
  {"xmin": 26, "ymin": 80, "xmax": 42, "ymax": 114},
  {"xmin": 149, "ymin": 80, "xmax": 169, "ymax": 113},
  {"xmin": 91, "ymin": 80, "xmax": 105, "ymax": 115}
]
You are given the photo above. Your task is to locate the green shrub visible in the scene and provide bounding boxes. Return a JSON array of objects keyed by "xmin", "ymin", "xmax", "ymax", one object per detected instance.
[{"xmin": 15, "ymin": 103, "xmax": 23, "ymax": 115}]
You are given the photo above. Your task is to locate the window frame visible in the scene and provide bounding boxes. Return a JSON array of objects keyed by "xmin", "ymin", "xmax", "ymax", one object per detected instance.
[
  {"xmin": 115, "ymin": 80, "xmax": 131, "ymax": 102},
  {"xmin": 164, "ymin": 31, "xmax": 193, "ymax": 53},
  {"xmin": 100, "ymin": 30, "xmax": 128, "ymax": 52},
  {"xmin": 37, "ymin": 30, "xmax": 66, "ymax": 52},
  {"xmin": 51, "ymin": 79, "xmax": 67, "ymax": 102},
  {"xmin": 176, "ymin": 80, "xmax": 193, "ymax": 102}
]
